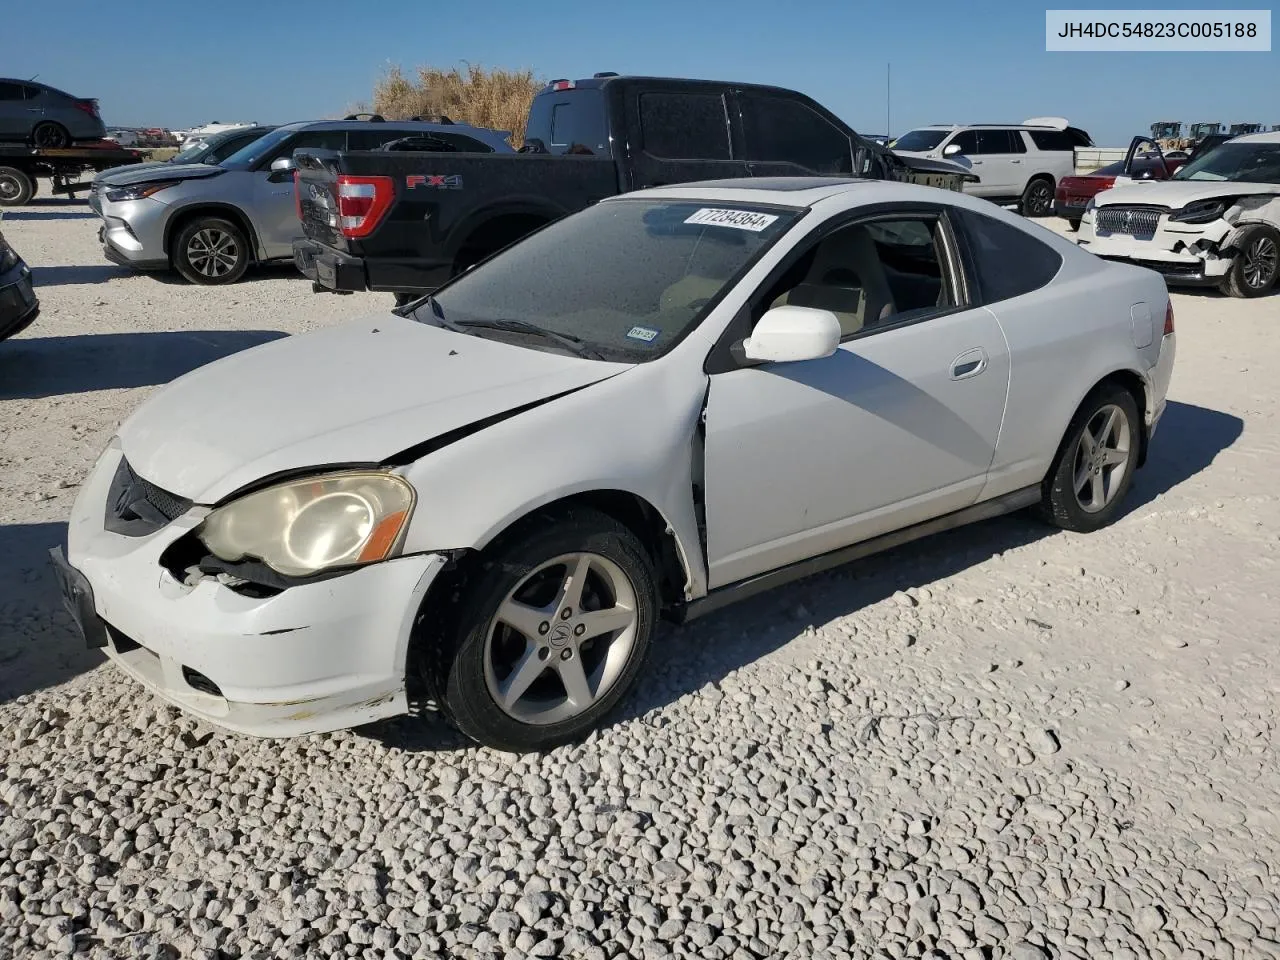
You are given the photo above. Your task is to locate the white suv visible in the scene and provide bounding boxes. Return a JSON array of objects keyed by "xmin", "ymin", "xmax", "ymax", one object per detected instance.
[{"xmin": 891, "ymin": 119, "xmax": 1093, "ymax": 217}]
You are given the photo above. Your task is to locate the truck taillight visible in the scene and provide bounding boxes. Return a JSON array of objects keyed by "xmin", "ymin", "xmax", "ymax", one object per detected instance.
[
  {"xmin": 550, "ymin": 80, "xmax": 576, "ymax": 91},
  {"xmin": 1164, "ymin": 300, "xmax": 1175, "ymax": 336},
  {"xmin": 336, "ymin": 175, "xmax": 394, "ymax": 238},
  {"xmin": 293, "ymin": 171, "xmax": 303, "ymax": 221}
]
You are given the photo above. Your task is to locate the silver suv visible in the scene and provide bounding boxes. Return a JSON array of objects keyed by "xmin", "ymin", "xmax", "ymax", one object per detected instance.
[
  {"xmin": 91, "ymin": 118, "xmax": 513, "ymax": 285},
  {"xmin": 891, "ymin": 120, "xmax": 1093, "ymax": 216}
]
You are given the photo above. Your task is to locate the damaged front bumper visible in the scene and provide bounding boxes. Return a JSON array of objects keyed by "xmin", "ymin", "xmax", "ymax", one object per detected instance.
[
  {"xmin": 1076, "ymin": 210, "xmax": 1235, "ymax": 286},
  {"xmin": 60, "ymin": 440, "xmax": 448, "ymax": 737}
]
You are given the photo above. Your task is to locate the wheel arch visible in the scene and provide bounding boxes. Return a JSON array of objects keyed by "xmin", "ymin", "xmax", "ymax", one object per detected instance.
[
  {"xmin": 447, "ymin": 199, "xmax": 567, "ymax": 272},
  {"xmin": 163, "ymin": 203, "xmax": 263, "ymax": 265},
  {"xmin": 1061, "ymin": 367, "xmax": 1150, "ymax": 469}
]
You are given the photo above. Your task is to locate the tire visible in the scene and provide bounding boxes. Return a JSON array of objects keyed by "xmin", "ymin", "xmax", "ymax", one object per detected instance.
[
  {"xmin": 1037, "ymin": 384, "xmax": 1140, "ymax": 533},
  {"xmin": 1068, "ymin": 218, "xmax": 1081, "ymax": 232},
  {"xmin": 0, "ymin": 166, "xmax": 34, "ymax": 206},
  {"xmin": 1219, "ymin": 224, "xmax": 1280, "ymax": 298},
  {"xmin": 1019, "ymin": 177, "xmax": 1055, "ymax": 218},
  {"xmin": 171, "ymin": 216, "xmax": 250, "ymax": 285},
  {"xmin": 31, "ymin": 122, "xmax": 70, "ymax": 149},
  {"xmin": 422, "ymin": 507, "xmax": 659, "ymax": 752}
]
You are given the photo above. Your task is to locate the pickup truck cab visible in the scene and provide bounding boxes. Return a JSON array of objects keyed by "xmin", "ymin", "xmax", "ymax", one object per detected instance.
[{"xmin": 293, "ymin": 74, "xmax": 974, "ymax": 299}]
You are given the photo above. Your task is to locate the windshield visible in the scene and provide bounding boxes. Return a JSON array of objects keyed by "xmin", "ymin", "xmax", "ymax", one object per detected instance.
[
  {"xmin": 1172, "ymin": 143, "xmax": 1280, "ymax": 183},
  {"xmin": 219, "ymin": 126, "xmax": 300, "ymax": 170},
  {"xmin": 891, "ymin": 130, "xmax": 949, "ymax": 152},
  {"xmin": 417, "ymin": 198, "xmax": 800, "ymax": 361},
  {"xmin": 171, "ymin": 139, "xmax": 212, "ymax": 164}
]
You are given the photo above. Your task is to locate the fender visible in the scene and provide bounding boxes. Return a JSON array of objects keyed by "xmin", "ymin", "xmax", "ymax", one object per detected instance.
[
  {"xmin": 445, "ymin": 195, "xmax": 575, "ymax": 263},
  {"xmin": 162, "ymin": 201, "xmax": 264, "ymax": 262}
]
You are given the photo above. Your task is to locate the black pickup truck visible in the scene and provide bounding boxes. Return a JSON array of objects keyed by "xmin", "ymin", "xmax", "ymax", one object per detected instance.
[{"xmin": 293, "ymin": 74, "xmax": 975, "ymax": 298}]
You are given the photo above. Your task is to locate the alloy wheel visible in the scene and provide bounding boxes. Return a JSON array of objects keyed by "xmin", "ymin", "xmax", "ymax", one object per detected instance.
[
  {"xmin": 483, "ymin": 552, "xmax": 639, "ymax": 725},
  {"xmin": 1027, "ymin": 181, "xmax": 1053, "ymax": 216},
  {"xmin": 186, "ymin": 228, "xmax": 241, "ymax": 279},
  {"xmin": 1072, "ymin": 403, "xmax": 1132, "ymax": 513},
  {"xmin": 0, "ymin": 174, "xmax": 20, "ymax": 203},
  {"xmin": 1243, "ymin": 235, "xmax": 1278, "ymax": 291}
]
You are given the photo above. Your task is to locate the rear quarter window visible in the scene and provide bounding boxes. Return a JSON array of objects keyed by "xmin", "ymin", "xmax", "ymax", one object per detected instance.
[
  {"xmin": 1028, "ymin": 129, "xmax": 1078, "ymax": 151},
  {"xmin": 955, "ymin": 208, "xmax": 1063, "ymax": 303}
]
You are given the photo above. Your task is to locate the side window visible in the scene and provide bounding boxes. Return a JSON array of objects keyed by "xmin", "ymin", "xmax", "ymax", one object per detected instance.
[
  {"xmin": 740, "ymin": 96, "xmax": 852, "ymax": 174},
  {"xmin": 974, "ymin": 129, "xmax": 1021, "ymax": 154},
  {"xmin": 956, "ymin": 208, "xmax": 1063, "ymax": 303},
  {"xmin": 761, "ymin": 215, "xmax": 956, "ymax": 338},
  {"xmin": 949, "ymin": 130, "xmax": 979, "ymax": 155},
  {"xmin": 1003, "ymin": 130, "xmax": 1029, "ymax": 154},
  {"xmin": 1027, "ymin": 129, "xmax": 1076, "ymax": 151},
  {"xmin": 271, "ymin": 130, "xmax": 347, "ymax": 162},
  {"xmin": 639, "ymin": 93, "xmax": 730, "ymax": 160},
  {"xmin": 0, "ymin": 82, "xmax": 26, "ymax": 101}
]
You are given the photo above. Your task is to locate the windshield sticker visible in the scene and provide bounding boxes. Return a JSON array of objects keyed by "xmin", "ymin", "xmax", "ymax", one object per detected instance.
[
  {"xmin": 684, "ymin": 208, "xmax": 779, "ymax": 232},
  {"xmin": 626, "ymin": 326, "xmax": 661, "ymax": 343}
]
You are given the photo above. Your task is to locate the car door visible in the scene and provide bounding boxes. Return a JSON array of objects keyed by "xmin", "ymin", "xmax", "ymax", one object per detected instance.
[
  {"xmin": 732, "ymin": 92, "xmax": 856, "ymax": 178},
  {"xmin": 0, "ymin": 82, "xmax": 32, "ymax": 139},
  {"xmin": 620, "ymin": 86, "xmax": 749, "ymax": 190},
  {"xmin": 701, "ymin": 207, "xmax": 1010, "ymax": 588},
  {"xmin": 252, "ymin": 130, "xmax": 347, "ymax": 257}
]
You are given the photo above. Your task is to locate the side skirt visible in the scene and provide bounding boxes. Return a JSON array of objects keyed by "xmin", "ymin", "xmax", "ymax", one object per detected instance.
[{"xmin": 667, "ymin": 484, "xmax": 1042, "ymax": 624}]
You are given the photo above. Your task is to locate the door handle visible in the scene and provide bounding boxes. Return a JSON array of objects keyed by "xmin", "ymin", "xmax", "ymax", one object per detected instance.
[
  {"xmin": 1011, "ymin": 159, "xmax": 1022, "ymax": 164},
  {"xmin": 972, "ymin": 160, "xmax": 983, "ymax": 165},
  {"xmin": 951, "ymin": 347, "xmax": 988, "ymax": 380}
]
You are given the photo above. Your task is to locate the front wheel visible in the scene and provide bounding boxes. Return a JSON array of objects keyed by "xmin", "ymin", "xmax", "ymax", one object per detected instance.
[
  {"xmin": 1020, "ymin": 177, "xmax": 1055, "ymax": 218},
  {"xmin": 172, "ymin": 217, "xmax": 249, "ymax": 285},
  {"xmin": 1037, "ymin": 385, "xmax": 1140, "ymax": 533},
  {"xmin": 1068, "ymin": 218, "xmax": 1081, "ymax": 232},
  {"xmin": 1219, "ymin": 225, "xmax": 1279, "ymax": 298},
  {"xmin": 424, "ymin": 508, "xmax": 658, "ymax": 752}
]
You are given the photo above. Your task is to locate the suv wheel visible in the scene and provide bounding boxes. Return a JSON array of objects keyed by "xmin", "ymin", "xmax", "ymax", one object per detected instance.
[
  {"xmin": 172, "ymin": 217, "xmax": 250, "ymax": 285},
  {"xmin": 31, "ymin": 122, "xmax": 70, "ymax": 149},
  {"xmin": 1020, "ymin": 177, "xmax": 1055, "ymax": 218},
  {"xmin": 1220, "ymin": 225, "xmax": 1279, "ymax": 298}
]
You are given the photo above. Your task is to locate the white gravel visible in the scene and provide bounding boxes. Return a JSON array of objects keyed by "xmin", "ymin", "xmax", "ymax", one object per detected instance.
[{"xmin": 2, "ymin": 187, "xmax": 1279, "ymax": 960}]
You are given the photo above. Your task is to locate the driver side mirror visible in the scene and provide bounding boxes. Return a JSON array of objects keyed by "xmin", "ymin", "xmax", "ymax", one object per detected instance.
[
  {"xmin": 267, "ymin": 156, "xmax": 295, "ymax": 182},
  {"xmin": 742, "ymin": 306, "xmax": 841, "ymax": 364},
  {"xmin": 943, "ymin": 143, "xmax": 963, "ymax": 157}
]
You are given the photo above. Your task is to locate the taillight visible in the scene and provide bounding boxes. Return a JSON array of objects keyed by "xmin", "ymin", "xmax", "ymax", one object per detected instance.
[
  {"xmin": 293, "ymin": 171, "xmax": 302, "ymax": 221},
  {"xmin": 550, "ymin": 79, "xmax": 576, "ymax": 91},
  {"xmin": 336, "ymin": 175, "xmax": 394, "ymax": 238},
  {"xmin": 74, "ymin": 99, "xmax": 99, "ymax": 117},
  {"xmin": 1163, "ymin": 300, "xmax": 1175, "ymax": 336}
]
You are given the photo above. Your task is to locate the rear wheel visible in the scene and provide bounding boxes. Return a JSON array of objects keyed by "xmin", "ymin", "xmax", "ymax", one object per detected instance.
[
  {"xmin": 422, "ymin": 508, "xmax": 658, "ymax": 752},
  {"xmin": 172, "ymin": 216, "xmax": 250, "ymax": 285},
  {"xmin": 31, "ymin": 122, "xmax": 70, "ymax": 149},
  {"xmin": 1037, "ymin": 384, "xmax": 1140, "ymax": 533},
  {"xmin": 1219, "ymin": 225, "xmax": 1279, "ymax": 298},
  {"xmin": 0, "ymin": 166, "xmax": 34, "ymax": 206},
  {"xmin": 1020, "ymin": 177, "xmax": 1055, "ymax": 218}
]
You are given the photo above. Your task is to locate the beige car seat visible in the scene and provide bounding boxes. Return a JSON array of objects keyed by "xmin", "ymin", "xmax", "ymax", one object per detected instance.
[{"xmin": 771, "ymin": 226, "xmax": 897, "ymax": 336}]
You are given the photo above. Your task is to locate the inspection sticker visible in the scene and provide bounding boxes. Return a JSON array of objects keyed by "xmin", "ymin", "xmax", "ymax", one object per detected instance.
[
  {"xmin": 626, "ymin": 325, "xmax": 661, "ymax": 342},
  {"xmin": 684, "ymin": 208, "xmax": 779, "ymax": 232}
]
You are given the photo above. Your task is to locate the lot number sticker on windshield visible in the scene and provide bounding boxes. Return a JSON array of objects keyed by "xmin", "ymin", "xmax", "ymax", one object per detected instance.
[
  {"xmin": 627, "ymin": 326, "xmax": 661, "ymax": 343},
  {"xmin": 684, "ymin": 208, "xmax": 779, "ymax": 232}
]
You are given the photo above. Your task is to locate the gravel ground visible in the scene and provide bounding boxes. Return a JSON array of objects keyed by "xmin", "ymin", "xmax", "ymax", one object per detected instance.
[{"xmin": 1, "ymin": 189, "xmax": 1278, "ymax": 960}]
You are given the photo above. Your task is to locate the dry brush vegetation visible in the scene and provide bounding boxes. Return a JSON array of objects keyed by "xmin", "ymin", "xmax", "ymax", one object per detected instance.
[{"xmin": 368, "ymin": 63, "xmax": 543, "ymax": 146}]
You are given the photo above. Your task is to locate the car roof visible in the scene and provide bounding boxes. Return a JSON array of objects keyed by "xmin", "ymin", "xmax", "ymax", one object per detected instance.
[
  {"xmin": 537, "ymin": 74, "xmax": 809, "ymax": 99},
  {"xmin": 1233, "ymin": 131, "xmax": 1280, "ymax": 144},
  {"xmin": 273, "ymin": 118, "xmax": 510, "ymax": 145},
  {"xmin": 912, "ymin": 123, "xmax": 1069, "ymax": 132}
]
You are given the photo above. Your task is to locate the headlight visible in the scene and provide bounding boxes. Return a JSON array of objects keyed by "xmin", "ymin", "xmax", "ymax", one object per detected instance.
[
  {"xmin": 1085, "ymin": 197, "xmax": 1097, "ymax": 213},
  {"xmin": 197, "ymin": 471, "xmax": 416, "ymax": 577},
  {"xmin": 104, "ymin": 180, "xmax": 179, "ymax": 203},
  {"xmin": 1169, "ymin": 199, "xmax": 1229, "ymax": 224}
]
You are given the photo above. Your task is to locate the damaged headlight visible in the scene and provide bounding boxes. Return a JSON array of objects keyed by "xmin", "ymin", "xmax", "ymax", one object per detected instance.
[
  {"xmin": 1169, "ymin": 199, "xmax": 1229, "ymax": 224},
  {"xmin": 197, "ymin": 471, "xmax": 416, "ymax": 578}
]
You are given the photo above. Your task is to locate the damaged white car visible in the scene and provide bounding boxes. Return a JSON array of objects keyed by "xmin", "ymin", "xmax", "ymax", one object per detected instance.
[
  {"xmin": 52, "ymin": 177, "xmax": 1175, "ymax": 752},
  {"xmin": 1077, "ymin": 131, "xmax": 1280, "ymax": 297}
]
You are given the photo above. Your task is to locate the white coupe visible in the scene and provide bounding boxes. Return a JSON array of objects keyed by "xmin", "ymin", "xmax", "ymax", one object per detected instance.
[{"xmin": 53, "ymin": 177, "xmax": 1177, "ymax": 752}]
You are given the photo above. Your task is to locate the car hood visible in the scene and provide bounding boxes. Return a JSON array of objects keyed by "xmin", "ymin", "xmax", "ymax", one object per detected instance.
[
  {"xmin": 92, "ymin": 160, "xmax": 169, "ymax": 183},
  {"xmin": 118, "ymin": 314, "xmax": 632, "ymax": 503},
  {"xmin": 1095, "ymin": 180, "xmax": 1280, "ymax": 208},
  {"xmin": 95, "ymin": 162, "xmax": 224, "ymax": 187},
  {"xmin": 890, "ymin": 152, "xmax": 979, "ymax": 182}
]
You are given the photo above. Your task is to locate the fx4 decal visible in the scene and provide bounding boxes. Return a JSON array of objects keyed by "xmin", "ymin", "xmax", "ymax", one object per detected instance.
[{"xmin": 406, "ymin": 175, "xmax": 463, "ymax": 190}]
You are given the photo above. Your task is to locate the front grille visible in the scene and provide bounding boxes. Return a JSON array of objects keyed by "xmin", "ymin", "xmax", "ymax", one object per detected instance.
[
  {"xmin": 104, "ymin": 457, "xmax": 192, "ymax": 537},
  {"xmin": 1096, "ymin": 205, "xmax": 1167, "ymax": 238}
]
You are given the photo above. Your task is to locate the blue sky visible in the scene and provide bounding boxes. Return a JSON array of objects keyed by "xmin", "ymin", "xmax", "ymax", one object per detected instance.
[{"xmin": 8, "ymin": 0, "xmax": 1277, "ymax": 144}]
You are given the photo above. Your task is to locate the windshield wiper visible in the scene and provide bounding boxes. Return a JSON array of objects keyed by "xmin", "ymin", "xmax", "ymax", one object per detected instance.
[{"xmin": 451, "ymin": 317, "xmax": 605, "ymax": 359}]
